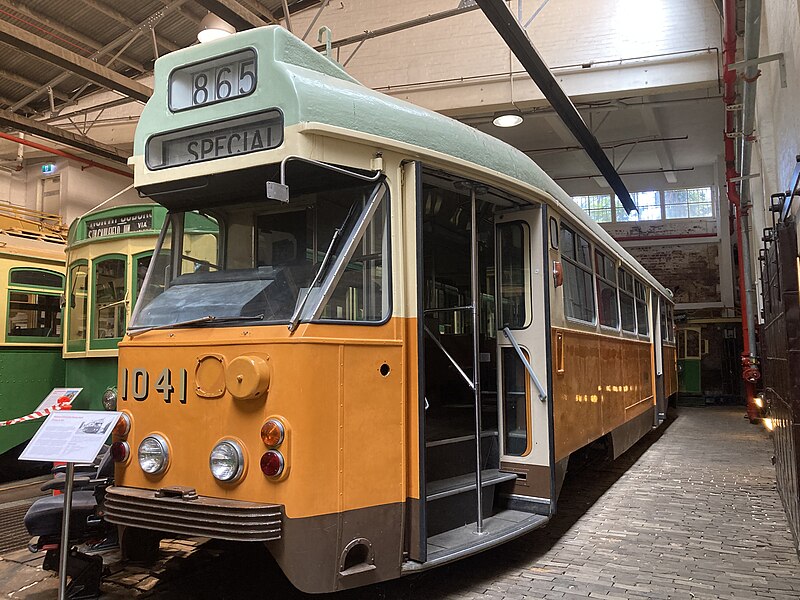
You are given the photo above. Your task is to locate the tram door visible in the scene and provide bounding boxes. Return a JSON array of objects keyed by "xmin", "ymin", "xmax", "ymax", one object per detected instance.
[
  {"xmin": 419, "ymin": 173, "xmax": 552, "ymax": 557},
  {"xmin": 494, "ymin": 207, "xmax": 553, "ymax": 510}
]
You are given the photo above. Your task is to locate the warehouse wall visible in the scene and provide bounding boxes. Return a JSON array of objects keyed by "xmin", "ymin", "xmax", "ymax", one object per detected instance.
[{"xmin": 291, "ymin": 0, "xmax": 721, "ymax": 113}]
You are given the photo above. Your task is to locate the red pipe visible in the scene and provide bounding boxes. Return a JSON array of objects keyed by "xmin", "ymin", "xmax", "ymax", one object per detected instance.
[
  {"xmin": 0, "ymin": 132, "xmax": 133, "ymax": 179},
  {"xmin": 722, "ymin": 0, "xmax": 759, "ymax": 420}
]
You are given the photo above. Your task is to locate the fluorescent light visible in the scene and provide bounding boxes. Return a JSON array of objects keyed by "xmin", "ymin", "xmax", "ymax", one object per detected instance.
[
  {"xmin": 198, "ymin": 12, "xmax": 235, "ymax": 43},
  {"xmin": 492, "ymin": 111, "xmax": 523, "ymax": 128}
]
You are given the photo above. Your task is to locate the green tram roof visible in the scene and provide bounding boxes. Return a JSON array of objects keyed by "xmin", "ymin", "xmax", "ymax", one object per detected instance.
[{"xmin": 135, "ymin": 26, "xmax": 672, "ymax": 301}]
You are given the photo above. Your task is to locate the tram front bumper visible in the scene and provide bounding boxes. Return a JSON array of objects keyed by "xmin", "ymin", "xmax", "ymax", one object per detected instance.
[{"xmin": 104, "ymin": 486, "xmax": 282, "ymax": 542}]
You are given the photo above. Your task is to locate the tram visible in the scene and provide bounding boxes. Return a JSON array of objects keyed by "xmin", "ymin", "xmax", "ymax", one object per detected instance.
[
  {"xmin": 63, "ymin": 204, "xmax": 167, "ymax": 412},
  {"xmin": 103, "ymin": 26, "xmax": 677, "ymax": 592},
  {"xmin": 0, "ymin": 205, "xmax": 66, "ymax": 479}
]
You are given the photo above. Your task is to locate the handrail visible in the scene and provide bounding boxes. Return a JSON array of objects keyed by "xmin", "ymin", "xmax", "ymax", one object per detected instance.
[
  {"xmin": 502, "ymin": 327, "xmax": 547, "ymax": 402},
  {"xmin": 423, "ymin": 325, "xmax": 475, "ymax": 391}
]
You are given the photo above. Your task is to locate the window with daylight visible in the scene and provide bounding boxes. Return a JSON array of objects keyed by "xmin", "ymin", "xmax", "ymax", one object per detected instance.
[
  {"xmin": 595, "ymin": 250, "xmax": 619, "ymax": 329},
  {"xmin": 664, "ymin": 187, "xmax": 714, "ymax": 219},
  {"xmin": 616, "ymin": 191, "xmax": 661, "ymax": 222},
  {"xmin": 560, "ymin": 223, "xmax": 595, "ymax": 324},
  {"xmin": 573, "ymin": 195, "xmax": 612, "ymax": 223}
]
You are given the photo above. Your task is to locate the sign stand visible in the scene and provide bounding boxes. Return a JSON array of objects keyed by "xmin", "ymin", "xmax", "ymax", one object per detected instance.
[
  {"xmin": 58, "ymin": 462, "xmax": 75, "ymax": 600},
  {"xmin": 19, "ymin": 405, "xmax": 120, "ymax": 599}
]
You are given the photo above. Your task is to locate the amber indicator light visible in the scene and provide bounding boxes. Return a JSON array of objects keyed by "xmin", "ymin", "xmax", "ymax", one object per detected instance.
[
  {"xmin": 260, "ymin": 419, "xmax": 284, "ymax": 447},
  {"xmin": 113, "ymin": 414, "xmax": 131, "ymax": 438}
]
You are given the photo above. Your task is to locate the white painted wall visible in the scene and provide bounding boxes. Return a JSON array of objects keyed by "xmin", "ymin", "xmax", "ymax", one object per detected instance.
[{"xmin": 290, "ymin": 0, "xmax": 721, "ymax": 113}]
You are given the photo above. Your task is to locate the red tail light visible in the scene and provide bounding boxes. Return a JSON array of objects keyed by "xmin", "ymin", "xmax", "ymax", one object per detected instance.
[
  {"xmin": 260, "ymin": 450, "xmax": 284, "ymax": 478},
  {"xmin": 110, "ymin": 441, "xmax": 130, "ymax": 463}
]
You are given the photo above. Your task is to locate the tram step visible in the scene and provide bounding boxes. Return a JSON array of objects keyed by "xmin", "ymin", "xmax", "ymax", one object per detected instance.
[
  {"xmin": 425, "ymin": 430, "xmax": 499, "ymax": 482},
  {"xmin": 426, "ymin": 469, "xmax": 517, "ymax": 502}
]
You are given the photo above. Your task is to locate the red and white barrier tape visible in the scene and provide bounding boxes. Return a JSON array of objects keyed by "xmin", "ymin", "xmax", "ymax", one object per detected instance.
[{"xmin": 0, "ymin": 396, "xmax": 73, "ymax": 427}]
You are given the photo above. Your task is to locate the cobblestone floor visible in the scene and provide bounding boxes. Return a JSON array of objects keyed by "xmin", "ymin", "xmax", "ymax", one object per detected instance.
[{"xmin": 1, "ymin": 407, "xmax": 798, "ymax": 599}]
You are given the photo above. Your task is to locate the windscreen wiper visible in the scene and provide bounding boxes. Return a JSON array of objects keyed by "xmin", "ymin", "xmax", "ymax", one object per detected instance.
[
  {"xmin": 127, "ymin": 314, "xmax": 264, "ymax": 338},
  {"xmin": 287, "ymin": 199, "xmax": 360, "ymax": 332},
  {"xmin": 287, "ymin": 228, "xmax": 343, "ymax": 332}
]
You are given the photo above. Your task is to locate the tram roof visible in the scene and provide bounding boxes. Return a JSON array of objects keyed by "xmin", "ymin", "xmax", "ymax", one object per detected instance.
[
  {"xmin": 134, "ymin": 26, "xmax": 672, "ymax": 300},
  {"xmin": 0, "ymin": 230, "xmax": 65, "ymax": 264}
]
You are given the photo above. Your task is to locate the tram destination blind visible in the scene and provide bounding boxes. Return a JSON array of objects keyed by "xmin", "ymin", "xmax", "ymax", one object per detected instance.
[
  {"xmin": 170, "ymin": 49, "xmax": 256, "ymax": 111},
  {"xmin": 86, "ymin": 211, "xmax": 152, "ymax": 238},
  {"xmin": 145, "ymin": 110, "xmax": 283, "ymax": 170}
]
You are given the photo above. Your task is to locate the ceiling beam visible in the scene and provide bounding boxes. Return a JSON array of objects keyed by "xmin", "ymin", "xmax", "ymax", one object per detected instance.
[
  {"xmin": 76, "ymin": 0, "xmax": 180, "ymax": 53},
  {"xmin": 0, "ymin": 0, "xmax": 146, "ymax": 73},
  {"xmin": 0, "ymin": 108, "xmax": 130, "ymax": 163},
  {"xmin": 640, "ymin": 106, "xmax": 679, "ymax": 184},
  {"xmin": 0, "ymin": 18, "xmax": 152, "ymax": 103},
  {"xmin": 0, "ymin": 66, "xmax": 70, "ymax": 102},
  {"xmin": 475, "ymin": 0, "xmax": 636, "ymax": 213},
  {"xmin": 194, "ymin": 0, "xmax": 271, "ymax": 30}
]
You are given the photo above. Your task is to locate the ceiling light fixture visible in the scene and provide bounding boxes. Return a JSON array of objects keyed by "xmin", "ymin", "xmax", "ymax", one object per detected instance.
[
  {"xmin": 492, "ymin": 110, "xmax": 523, "ymax": 128},
  {"xmin": 198, "ymin": 12, "xmax": 236, "ymax": 43}
]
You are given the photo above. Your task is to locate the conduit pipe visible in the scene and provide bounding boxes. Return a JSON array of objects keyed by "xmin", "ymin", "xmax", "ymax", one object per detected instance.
[
  {"xmin": 723, "ymin": 0, "xmax": 759, "ymax": 419},
  {"xmin": 738, "ymin": 0, "xmax": 761, "ymax": 369},
  {"xmin": 0, "ymin": 132, "xmax": 132, "ymax": 179}
]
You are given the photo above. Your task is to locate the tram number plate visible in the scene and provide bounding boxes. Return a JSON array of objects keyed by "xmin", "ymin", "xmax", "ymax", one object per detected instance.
[
  {"xmin": 169, "ymin": 49, "xmax": 257, "ymax": 111},
  {"xmin": 121, "ymin": 368, "xmax": 188, "ymax": 404}
]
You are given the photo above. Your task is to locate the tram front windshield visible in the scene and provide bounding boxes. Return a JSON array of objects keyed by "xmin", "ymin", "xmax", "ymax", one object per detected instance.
[{"xmin": 130, "ymin": 170, "xmax": 389, "ymax": 330}]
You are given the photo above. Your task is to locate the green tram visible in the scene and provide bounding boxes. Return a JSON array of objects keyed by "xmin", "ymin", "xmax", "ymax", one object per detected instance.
[
  {"xmin": 0, "ymin": 223, "xmax": 66, "ymax": 479},
  {"xmin": 64, "ymin": 204, "xmax": 218, "ymax": 410},
  {"xmin": 63, "ymin": 205, "xmax": 164, "ymax": 411}
]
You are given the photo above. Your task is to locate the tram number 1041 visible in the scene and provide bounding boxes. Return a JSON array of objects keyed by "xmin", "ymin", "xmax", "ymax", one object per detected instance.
[
  {"xmin": 169, "ymin": 49, "xmax": 257, "ymax": 111},
  {"xmin": 121, "ymin": 367, "xmax": 188, "ymax": 404}
]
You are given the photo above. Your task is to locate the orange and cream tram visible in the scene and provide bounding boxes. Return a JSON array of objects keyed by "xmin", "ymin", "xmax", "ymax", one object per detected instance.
[{"xmin": 103, "ymin": 26, "xmax": 677, "ymax": 592}]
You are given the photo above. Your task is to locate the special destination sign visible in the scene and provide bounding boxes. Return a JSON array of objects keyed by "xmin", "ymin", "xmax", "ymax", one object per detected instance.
[{"xmin": 145, "ymin": 110, "xmax": 283, "ymax": 170}]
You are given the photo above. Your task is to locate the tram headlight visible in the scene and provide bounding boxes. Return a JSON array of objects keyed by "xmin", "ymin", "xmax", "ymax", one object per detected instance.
[
  {"xmin": 101, "ymin": 387, "xmax": 117, "ymax": 411},
  {"xmin": 210, "ymin": 440, "xmax": 245, "ymax": 482},
  {"xmin": 138, "ymin": 435, "xmax": 169, "ymax": 475}
]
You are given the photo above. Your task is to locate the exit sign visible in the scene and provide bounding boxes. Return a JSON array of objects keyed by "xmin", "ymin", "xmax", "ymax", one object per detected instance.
[{"xmin": 41, "ymin": 163, "xmax": 56, "ymax": 175}]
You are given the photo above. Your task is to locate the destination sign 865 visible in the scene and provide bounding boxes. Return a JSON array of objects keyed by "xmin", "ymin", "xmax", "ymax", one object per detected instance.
[{"xmin": 145, "ymin": 110, "xmax": 284, "ymax": 170}]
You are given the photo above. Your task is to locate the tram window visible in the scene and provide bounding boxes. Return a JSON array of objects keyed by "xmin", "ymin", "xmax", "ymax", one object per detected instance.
[
  {"xmin": 560, "ymin": 223, "xmax": 595, "ymax": 324},
  {"xmin": 634, "ymin": 280, "xmax": 649, "ymax": 336},
  {"xmin": 67, "ymin": 263, "xmax": 88, "ymax": 350},
  {"xmin": 660, "ymin": 301, "xmax": 668, "ymax": 342},
  {"xmin": 93, "ymin": 257, "xmax": 126, "ymax": 340},
  {"xmin": 618, "ymin": 268, "xmax": 635, "ymax": 333},
  {"xmin": 9, "ymin": 269, "xmax": 63, "ymax": 289},
  {"xmin": 595, "ymin": 251, "xmax": 619, "ymax": 329},
  {"xmin": 502, "ymin": 347, "xmax": 528, "ymax": 456},
  {"xmin": 498, "ymin": 222, "xmax": 530, "ymax": 329},
  {"xmin": 7, "ymin": 291, "xmax": 61, "ymax": 340},
  {"xmin": 549, "ymin": 217, "xmax": 559, "ymax": 249},
  {"xmin": 135, "ymin": 254, "xmax": 152, "ymax": 297},
  {"xmin": 319, "ymin": 195, "xmax": 389, "ymax": 322},
  {"xmin": 131, "ymin": 168, "xmax": 389, "ymax": 329}
]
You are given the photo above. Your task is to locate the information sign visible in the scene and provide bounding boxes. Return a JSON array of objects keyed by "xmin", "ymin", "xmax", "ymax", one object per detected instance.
[{"xmin": 20, "ymin": 411, "xmax": 121, "ymax": 464}]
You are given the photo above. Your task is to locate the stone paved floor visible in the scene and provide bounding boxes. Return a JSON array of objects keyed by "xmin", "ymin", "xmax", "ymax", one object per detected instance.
[{"xmin": 1, "ymin": 407, "xmax": 798, "ymax": 599}]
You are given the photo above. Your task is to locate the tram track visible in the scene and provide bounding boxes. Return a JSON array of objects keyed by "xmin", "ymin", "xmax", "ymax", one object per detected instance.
[{"xmin": 0, "ymin": 475, "xmax": 48, "ymax": 553}]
